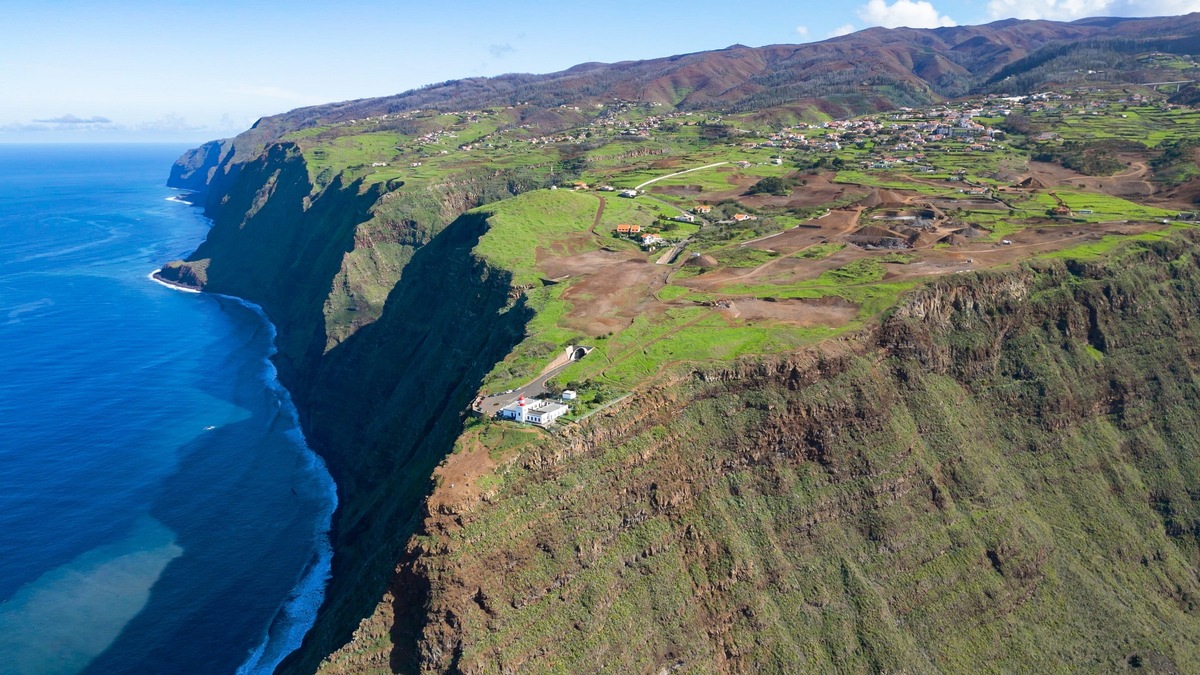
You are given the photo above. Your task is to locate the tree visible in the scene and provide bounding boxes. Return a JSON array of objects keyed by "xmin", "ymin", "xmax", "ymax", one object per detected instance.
[{"xmin": 747, "ymin": 176, "xmax": 790, "ymax": 196}]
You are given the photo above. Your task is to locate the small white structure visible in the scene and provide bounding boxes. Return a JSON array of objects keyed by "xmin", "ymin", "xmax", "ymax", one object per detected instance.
[
  {"xmin": 561, "ymin": 390, "xmax": 577, "ymax": 401},
  {"xmin": 499, "ymin": 395, "xmax": 569, "ymax": 427},
  {"xmin": 619, "ymin": 189, "xmax": 639, "ymax": 198}
]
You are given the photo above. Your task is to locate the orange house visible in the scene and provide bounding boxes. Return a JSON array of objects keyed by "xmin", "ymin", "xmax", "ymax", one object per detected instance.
[{"xmin": 616, "ymin": 223, "xmax": 641, "ymax": 234}]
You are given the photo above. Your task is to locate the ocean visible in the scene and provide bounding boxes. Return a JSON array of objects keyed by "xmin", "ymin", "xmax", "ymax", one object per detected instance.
[{"xmin": 0, "ymin": 144, "xmax": 336, "ymax": 674}]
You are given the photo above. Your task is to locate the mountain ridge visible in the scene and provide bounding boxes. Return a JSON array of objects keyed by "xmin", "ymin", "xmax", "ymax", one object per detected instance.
[
  {"xmin": 171, "ymin": 13, "xmax": 1200, "ymax": 210},
  {"xmin": 157, "ymin": 12, "xmax": 1200, "ymax": 674}
]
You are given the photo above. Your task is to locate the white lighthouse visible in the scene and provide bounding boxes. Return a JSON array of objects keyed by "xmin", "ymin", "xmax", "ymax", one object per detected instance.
[{"xmin": 498, "ymin": 393, "xmax": 569, "ymax": 427}]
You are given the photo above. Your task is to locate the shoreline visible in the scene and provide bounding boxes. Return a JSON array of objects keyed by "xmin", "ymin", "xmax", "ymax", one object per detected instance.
[
  {"xmin": 153, "ymin": 199, "xmax": 338, "ymax": 672},
  {"xmin": 148, "ymin": 269, "xmax": 201, "ymax": 294},
  {"xmin": 217, "ymin": 294, "xmax": 338, "ymax": 675}
]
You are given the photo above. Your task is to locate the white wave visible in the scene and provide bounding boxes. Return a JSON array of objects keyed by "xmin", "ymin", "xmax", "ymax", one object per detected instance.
[
  {"xmin": 214, "ymin": 294, "xmax": 339, "ymax": 675},
  {"xmin": 147, "ymin": 269, "xmax": 201, "ymax": 293}
]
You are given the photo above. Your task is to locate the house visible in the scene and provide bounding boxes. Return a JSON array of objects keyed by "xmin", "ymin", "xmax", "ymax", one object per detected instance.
[
  {"xmin": 692, "ymin": 205, "xmax": 712, "ymax": 214},
  {"xmin": 732, "ymin": 213, "xmax": 756, "ymax": 222},
  {"xmin": 674, "ymin": 213, "xmax": 695, "ymax": 223},
  {"xmin": 498, "ymin": 395, "xmax": 569, "ymax": 426},
  {"xmin": 616, "ymin": 223, "xmax": 641, "ymax": 234},
  {"xmin": 561, "ymin": 390, "xmax": 577, "ymax": 401},
  {"xmin": 642, "ymin": 233, "xmax": 667, "ymax": 247},
  {"xmin": 619, "ymin": 189, "xmax": 639, "ymax": 198}
]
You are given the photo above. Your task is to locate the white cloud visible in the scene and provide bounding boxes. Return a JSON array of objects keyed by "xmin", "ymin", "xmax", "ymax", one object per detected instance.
[
  {"xmin": 488, "ymin": 43, "xmax": 515, "ymax": 59},
  {"xmin": 134, "ymin": 114, "xmax": 205, "ymax": 133},
  {"xmin": 828, "ymin": 23, "xmax": 858, "ymax": 37},
  {"xmin": 987, "ymin": 0, "xmax": 1200, "ymax": 20},
  {"xmin": 795, "ymin": 24, "xmax": 811, "ymax": 37},
  {"xmin": 33, "ymin": 114, "xmax": 112, "ymax": 125},
  {"xmin": 857, "ymin": 0, "xmax": 957, "ymax": 27}
]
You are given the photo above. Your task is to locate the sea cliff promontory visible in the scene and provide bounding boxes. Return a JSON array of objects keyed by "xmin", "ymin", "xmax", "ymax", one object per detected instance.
[{"xmin": 167, "ymin": 13, "xmax": 1200, "ymax": 672}]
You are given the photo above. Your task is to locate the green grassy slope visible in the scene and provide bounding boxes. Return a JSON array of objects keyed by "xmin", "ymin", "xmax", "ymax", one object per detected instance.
[{"xmin": 397, "ymin": 233, "xmax": 1200, "ymax": 674}]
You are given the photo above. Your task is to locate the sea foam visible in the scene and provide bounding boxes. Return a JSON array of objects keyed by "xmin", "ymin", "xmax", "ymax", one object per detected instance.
[
  {"xmin": 147, "ymin": 269, "xmax": 200, "ymax": 293},
  {"xmin": 215, "ymin": 295, "xmax": 339, "ymax": 675}
]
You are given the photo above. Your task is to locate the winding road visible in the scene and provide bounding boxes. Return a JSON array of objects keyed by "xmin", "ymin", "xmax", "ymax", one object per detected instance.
[{"xmin": 634, "ymin": 162, "xmax": 729, "ymax": 191}]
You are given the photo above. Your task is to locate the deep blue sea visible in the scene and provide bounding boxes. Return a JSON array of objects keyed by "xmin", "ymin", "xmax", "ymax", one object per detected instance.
[{"xmin": 0, "ymin": 144, "xmax": 336, "ymax": 674}]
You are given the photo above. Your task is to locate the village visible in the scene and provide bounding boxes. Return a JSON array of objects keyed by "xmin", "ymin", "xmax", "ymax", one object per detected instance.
[{"xmin": 285, "ymin": 80, "xmax": 1200, "ymax": 436}]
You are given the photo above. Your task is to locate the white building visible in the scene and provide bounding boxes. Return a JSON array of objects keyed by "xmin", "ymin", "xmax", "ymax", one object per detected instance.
[
  {"xmin": 561, "ymin": 390, "xmax": 577, "ymax": 401},
  {"xmin": 499, "ymin": 395, "xmax": 569, "ymax": 426}
]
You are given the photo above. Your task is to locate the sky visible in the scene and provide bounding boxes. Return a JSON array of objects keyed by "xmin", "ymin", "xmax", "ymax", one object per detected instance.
[{"xmin": 3, "ymin": 0, "xmax": 1199, "ymax": 143}]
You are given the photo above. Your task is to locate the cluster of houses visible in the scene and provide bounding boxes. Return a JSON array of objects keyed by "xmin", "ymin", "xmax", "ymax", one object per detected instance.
[
  {"xmin": 614, "ymin": 223, "xmax": 667, "ymax": 249},
  {"xmin": 739, "ymin": 97, "xmax": 1018, "ymax": 165},
  {"xmin": 589, "ymin": 99, "xmax": 717, "ymax": 138}
]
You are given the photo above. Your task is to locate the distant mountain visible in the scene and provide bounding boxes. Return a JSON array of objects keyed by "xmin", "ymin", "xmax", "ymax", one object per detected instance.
[
  {"xmin": 260, "ymin": 14, "xmax": 1200, "ymax": 124},
  {"xmin": 173, "ymin": 13, "xmax": 1200, "ymax": 200}
]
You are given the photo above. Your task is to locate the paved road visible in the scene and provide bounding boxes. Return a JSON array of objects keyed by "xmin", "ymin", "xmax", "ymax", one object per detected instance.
[
  {"xmin": 634, "ymin": 162, "xmax": 729, "ymax": 191},
  {"xmin": 476, "ymin": 361, "xmax": 575, "ymax": 417}
]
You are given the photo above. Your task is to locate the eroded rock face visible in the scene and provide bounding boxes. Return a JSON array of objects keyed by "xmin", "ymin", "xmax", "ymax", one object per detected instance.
[
  {"xmin": 156, "ymin": 259, "xmax": 209, "ymax": 289},
  {"xmin": 320, "ymin": 234, "xmax": 1200, "ymax": 674},
  {"xmin": 168, "ymin": 121, "xmax": 1200, "ymax": 674}
]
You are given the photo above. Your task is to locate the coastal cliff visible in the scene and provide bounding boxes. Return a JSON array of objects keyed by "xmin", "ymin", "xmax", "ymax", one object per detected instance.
[
  {"xmin": 164, "ymin": 143, "xmax": 543, "ymax": 673},
  {"xmin": 162, "ymin": 23, "xmax": 1200, "ymax": 666},
  {"xmin": 170, "ymin": 132, "xmax": 1200, "ymax": 672},
  {"xmin": 324, "ymin": 235, "xmax": 1200, "ymax": 673}
]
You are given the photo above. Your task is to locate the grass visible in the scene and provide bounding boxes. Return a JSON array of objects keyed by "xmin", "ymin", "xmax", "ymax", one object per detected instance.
[
  {"xmin": 1037, "ymin": 225, "xmax": 1186, "ymax": 261},
  {"xmin": 555, "ymin": 307, "xmax": 844, "ymax": 388},
  {"xmin": 287, "ymin": 87, "xmax": 1200, "ymax": 419},
  {"xmin": 1052, "ymin": 191, "xmax": 1176, "ymax": 221},
  {"xmin": 1030, "ymin": 102, "xmax": 1200, "ymax": 148},
  {"xmin": 794, "ymin": 242, "xmax": 846, "ymax": 259},
  {"xmin": 473, "ymin": 189, "xmax": 601, "ymax": 286},
  {"xmin": 296, "ymin": 84, "xmax": 1200, "ymax": 673},
  {"xmin": 712, "ymin": 248, "xmax": 779, "ymax": 268},
  {"xmin": 599, "ymin": 196, "xmax": 670, "ymax": 234},
  {"xmin": 427, "ymin": 236, "xmax": 1200, "ymax": 672},
  {"xmin": 481, "ymin": 283, "xmax": 580, "ymax": 393},
  {"xmin": 657, "ymin": 285, "xmax": 692, "ymax": 301}
]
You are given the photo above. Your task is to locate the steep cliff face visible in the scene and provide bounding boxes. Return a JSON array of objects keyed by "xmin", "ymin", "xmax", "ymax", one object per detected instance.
[
  {"xmin": 163, "ymin": 143, "xmax": 543, "ymax": 673},
  {"xmin": 321, "ymin": 235, "xmax": 1200, "ymax": 673},
  {"xmin": 167, "ymin": 123, "xmax": 1200, "ymax": 673}
]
